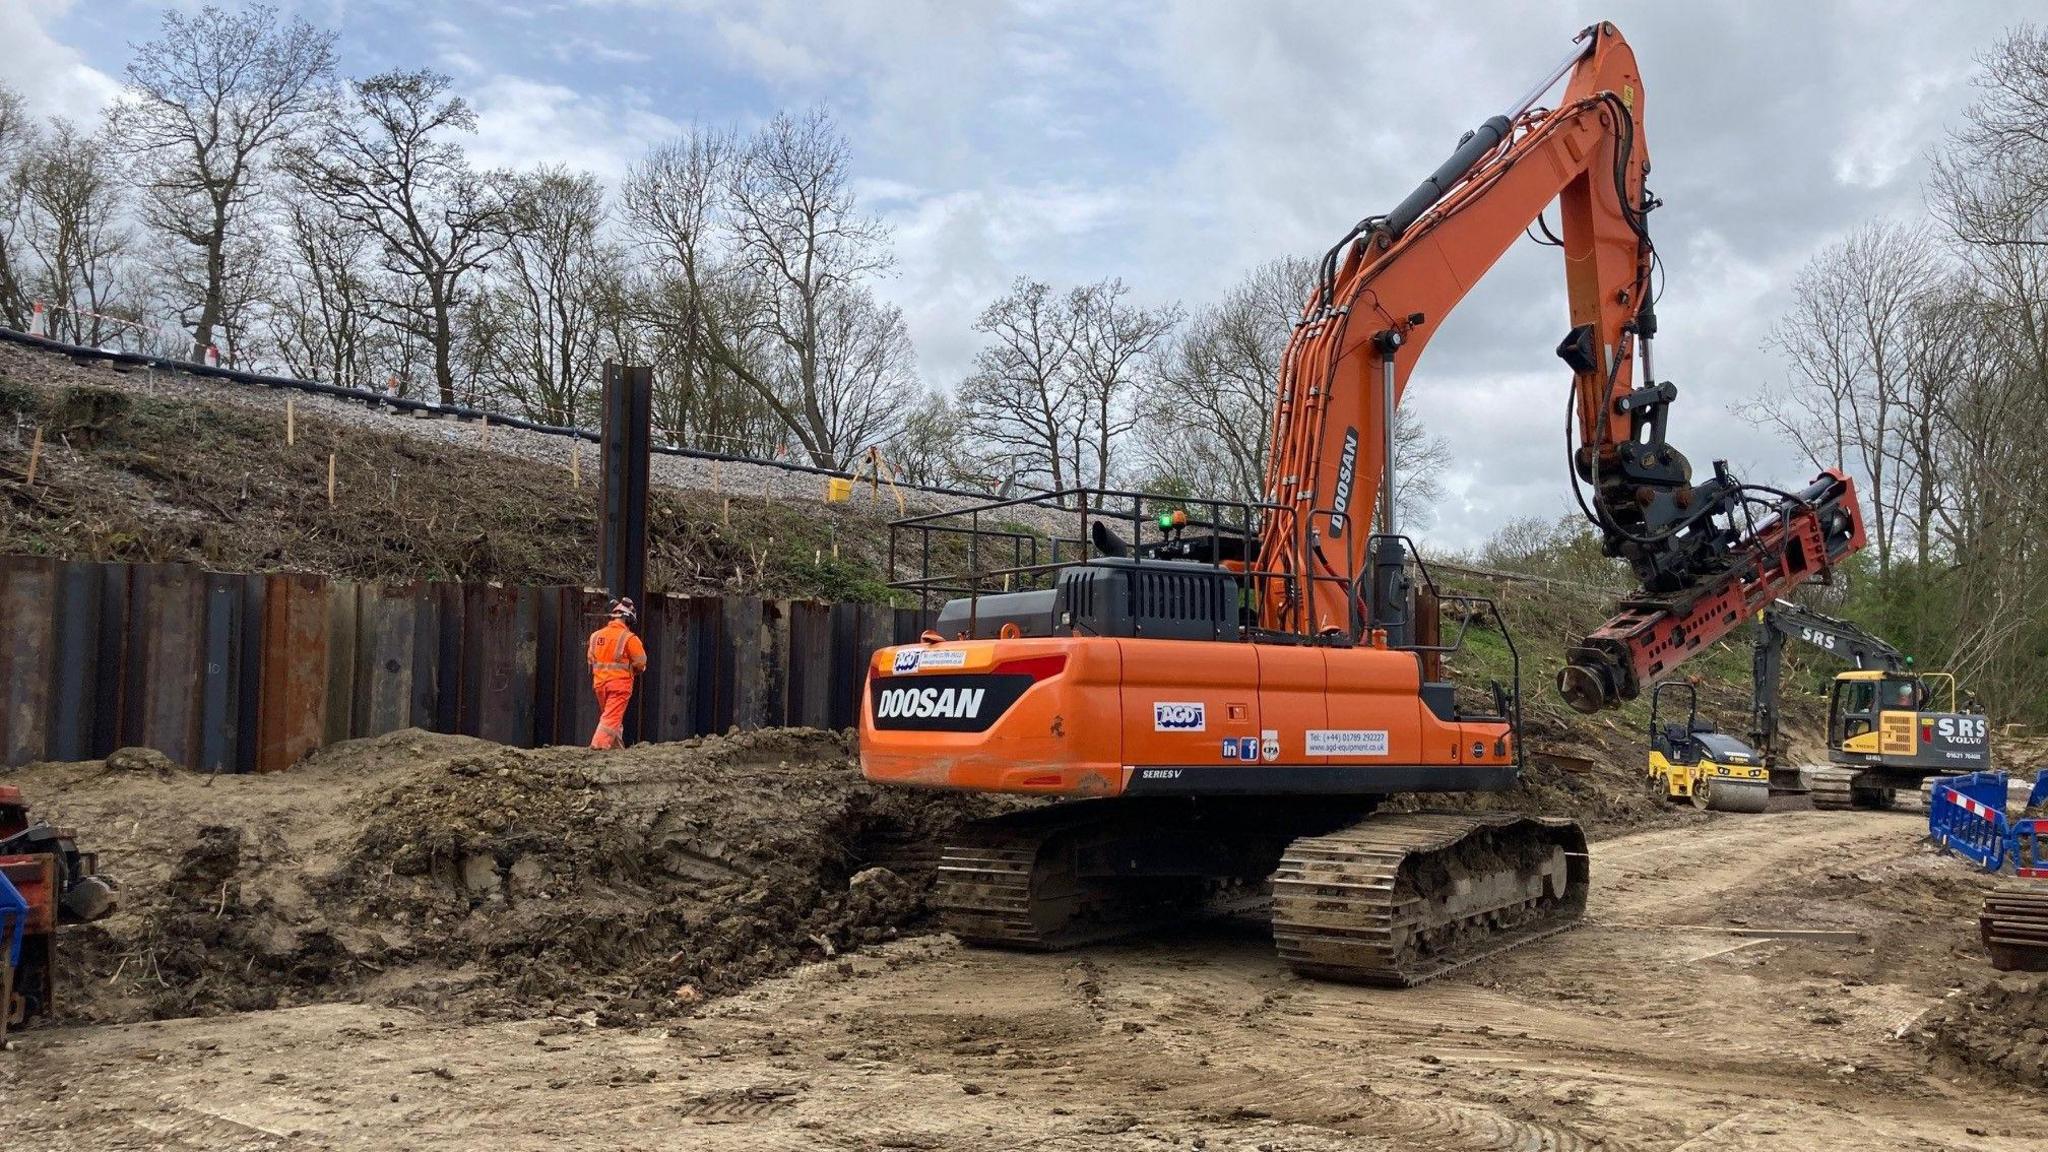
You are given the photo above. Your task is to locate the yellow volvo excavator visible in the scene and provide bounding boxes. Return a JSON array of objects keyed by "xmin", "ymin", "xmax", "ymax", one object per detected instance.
[{"xmin": 1749, "ymin": 600, "xmax": 1989, "ymax": 808}]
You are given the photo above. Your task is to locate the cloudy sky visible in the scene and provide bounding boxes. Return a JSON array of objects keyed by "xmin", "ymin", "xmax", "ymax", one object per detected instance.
[{"xmin": 1, "ymin": 0, "xmax": 2022, "ymax": 549}]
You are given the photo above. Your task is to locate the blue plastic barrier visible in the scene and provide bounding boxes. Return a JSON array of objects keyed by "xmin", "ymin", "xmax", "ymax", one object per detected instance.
[
  {"xmin": 2026, "ymin": 768, "xmax": 2048, "ymax": 813},
  {"xmin": 1939, "ymin": 770, "xmax": 2009, "ymax": 812},
  {"xmin": 2011, "ymin": 819, "xmax": 2047, "ymax": 879},
  {"xmin": 1929, "ymin": 772, "xmax": 2009, "ymax": 872}
]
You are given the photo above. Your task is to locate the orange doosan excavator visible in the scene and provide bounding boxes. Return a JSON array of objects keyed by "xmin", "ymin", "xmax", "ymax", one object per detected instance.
[{"xmin": 859, "ymin": 22, "xmax": 1866, "ymax": 985}]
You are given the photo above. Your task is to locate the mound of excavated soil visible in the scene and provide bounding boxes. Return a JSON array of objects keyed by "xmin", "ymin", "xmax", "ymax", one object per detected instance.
[
  {"xmin": 10, "ymin": 729, "xmax": 1007, "ymax": 1027},
  {"xmin": 1922, "ymin": 975, "xmax": 2048, "ymax": 1090}
]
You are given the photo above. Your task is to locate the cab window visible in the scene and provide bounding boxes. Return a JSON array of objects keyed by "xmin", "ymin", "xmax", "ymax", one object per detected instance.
[
  {"xmin": 1833, "ymin": 680, "xmax": 1877, "ymax": 742},
  {"xmin": 1884, "ymin": 679, "xmax": 1918, "ymax": 711}
]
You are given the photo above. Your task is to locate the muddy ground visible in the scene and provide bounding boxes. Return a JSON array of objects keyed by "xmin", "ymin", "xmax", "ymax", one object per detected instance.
[
  {"xmin": 7, "ymin": 729, "xmax": 1005, "ymax": 1027},
  {"xmin": 5, "ymin": 748, "xmax": 2043, "ymax": 1149}
]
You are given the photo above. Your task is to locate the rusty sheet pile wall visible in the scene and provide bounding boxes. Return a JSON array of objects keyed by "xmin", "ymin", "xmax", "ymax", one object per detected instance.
[{"xmin": 0, "ymin": 555, "xmax": 928, "ymax": 771}]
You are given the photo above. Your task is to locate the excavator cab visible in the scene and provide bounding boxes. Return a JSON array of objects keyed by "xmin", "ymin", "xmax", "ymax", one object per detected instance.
[
  {"xmin": 1826, "ymin": 669, "xmax": 1985, "ymax": 778},
  {"xmin": 1828, "ymin": 672, "xmax": 1927, "ymax": 747},
  {"xmin": 1647, "ymin": 682, "xmax": 1769, "ymax": 813}
]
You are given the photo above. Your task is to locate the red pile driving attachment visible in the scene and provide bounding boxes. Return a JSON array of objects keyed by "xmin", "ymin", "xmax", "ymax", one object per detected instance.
[{"xmin": 1558, "ymin": 469, "xmax": 1866, "ymax": 713}]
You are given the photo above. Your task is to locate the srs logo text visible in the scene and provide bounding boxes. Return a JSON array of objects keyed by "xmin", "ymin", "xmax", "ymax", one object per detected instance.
[{"xmin": 1936, "ymin": 716, "xmax": 1989, "ymax": 743}]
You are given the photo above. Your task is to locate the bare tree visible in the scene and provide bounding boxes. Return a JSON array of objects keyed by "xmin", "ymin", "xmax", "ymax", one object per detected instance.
[
  {"xmin": 1139, "ymin": 257, "xmax": 1309, "ymax": 504},
  {"xmin": 623, "ymin": 113, "xmax": 913, "ymax": 466},
  {"xmin": 1384, "ymin": 409, "xmax": 1451, "ymax": 531},
  {"xmin": 1756, "ymin": 219, "xmax": 1939, "ymax": 580},
  {"xmin": 0, "ymin": 84, "xmax": 36, "ymax": 329},
  {"xmin": 475, "ymin": 166, "xmax": 618, "ymax": 425},
  {"xmin": 886, "ymin": 390, "xmax": 973, "ymax": 489},
  {"xmin": 1138, "ymin": 260, "xmax": 1310, "ymax": 502},
  {"xmin": 724, "ymin": 109, "xmax": 905, "ymax": 466},
  {"xmin": 265, "ymin": 200, "xmax": 379, "ymax": 388},
  {"xmin": 810, "ymin": 284, "xmax": 918, "ymax": 459},
  {"xmin": 115, "ymin": 3, "xmax": 336, "ymax": 361},
  {"xmin": 1139, "ymin": 256, "xmax": 1447, "ymax": 524},
  {"xmin": 622, "ymin": 129, "xmax": 773, "ymax": 452},
  {"xmin": 1929, "ymin": 24, "xmax": 2048, "ymax": 250},
  {"xmin": 286, "ymin": 69, "xmax": 504, "ymax": 406},
  {"xmin": 1751, "ymin": 26, "xmax": 2048, "ymax": 724},
  {"xmin": 1069, "ymin": 278, "xmax": 1181, "ymax": 488},
  {"xmin": 956, "ymin": 277, "xmax": 1084, "ymax": 493},
  {"xmin": 19, "ymin": 120, "xmax": 132, "ymax": 346},
  {"xmin": 632, "ymin": 269, "xmax": 786, "ymax": 455}
]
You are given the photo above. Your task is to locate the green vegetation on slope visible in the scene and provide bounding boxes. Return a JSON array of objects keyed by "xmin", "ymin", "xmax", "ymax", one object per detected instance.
[{"xmin": 0, "ymin": 378, "xmax": 899, "ymax": 602}]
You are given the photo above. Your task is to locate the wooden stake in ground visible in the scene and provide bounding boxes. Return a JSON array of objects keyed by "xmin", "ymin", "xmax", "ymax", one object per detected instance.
[
  {"xmin": 24, "ymin": 425, "xmax": 43, "ymax": 485},
  {"xmin": 571, "ymin": 439, "xmax": 582, "ymax": 488},
  {"xmin": 286, "ymin": 397, "xmax": 296, "ymax": 446},
  {"xmin": 723, "ymin": 498, "xmax": 731, "ymax": 529},
  {"xmin": 327, "ymin": 453, "xmax": 337, "ymax": 507},
  {"xmin": 481, "ymin": 414, "xmax": 491, "ymax": 448}
]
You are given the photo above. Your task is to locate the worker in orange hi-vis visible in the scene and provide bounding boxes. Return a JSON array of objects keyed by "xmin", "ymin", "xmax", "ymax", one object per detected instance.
[{"xmin": 587, "ymin": 597, "xmax": 647, "ymax": 749}]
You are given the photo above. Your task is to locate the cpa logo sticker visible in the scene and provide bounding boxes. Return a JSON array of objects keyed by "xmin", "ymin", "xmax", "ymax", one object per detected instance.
[{"xmin": 1260, "ymin": 730, "xmax": 1280, "ymax": 762}]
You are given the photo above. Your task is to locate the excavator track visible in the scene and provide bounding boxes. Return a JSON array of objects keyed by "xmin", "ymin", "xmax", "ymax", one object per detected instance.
[
  {"xmin": 1271, "ymin": 812, "xmax": 1588, "ymax": 987},
  {"xmin": 933, "ymin": 805, "xmax": 1208, "ymax": 950},
  {"xmin": 1806, "ymin": 766, "xmax": 1894, "ymax": 810},
  {"xmin": 1980, "ymin": 884, "xmax": 2048, "ymax": 972}
]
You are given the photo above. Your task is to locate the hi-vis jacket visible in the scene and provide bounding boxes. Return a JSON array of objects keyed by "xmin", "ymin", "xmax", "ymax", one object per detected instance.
[{"xmin": 587, "ymin": 619, "xmax": 647, "ymax": 686}]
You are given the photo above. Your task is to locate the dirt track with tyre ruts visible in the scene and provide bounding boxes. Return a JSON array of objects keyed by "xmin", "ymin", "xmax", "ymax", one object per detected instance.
[{"xmin": 7, "ymin": 803, "xmax": 2040, "ymax": 1151}]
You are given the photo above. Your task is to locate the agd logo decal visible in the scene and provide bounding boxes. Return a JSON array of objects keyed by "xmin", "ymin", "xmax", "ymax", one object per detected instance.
[
  {"xmin": 892, "ymin": 650, "xmax": 922, "ymax": 673},
  {"xmin": 1154, "ymin": 702, "xmax": 1206, "ymax": 732}
]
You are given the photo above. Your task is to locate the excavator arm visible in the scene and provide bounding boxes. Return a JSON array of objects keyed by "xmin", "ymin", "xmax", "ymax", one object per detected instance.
[{"xmin": 1254, "ymin": 22, "xmax": 1865, "ymax": 712}]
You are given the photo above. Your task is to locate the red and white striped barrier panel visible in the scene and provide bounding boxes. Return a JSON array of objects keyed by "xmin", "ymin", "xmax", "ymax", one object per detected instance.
[{"xmin": 1940, "ymin": 787, "xmax": 2003, "ymax": 824}]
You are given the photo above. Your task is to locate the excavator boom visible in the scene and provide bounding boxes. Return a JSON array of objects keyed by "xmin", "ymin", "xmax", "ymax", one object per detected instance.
[{"xmin": 1254, "ymin": 22, "xmax": 1865, "ymax": 712}]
